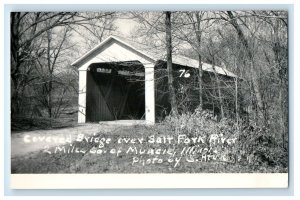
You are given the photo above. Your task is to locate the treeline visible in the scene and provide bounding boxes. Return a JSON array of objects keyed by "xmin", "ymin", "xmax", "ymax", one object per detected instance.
[
  {"xmin": 11, "ymin": 11, "xmax": 288, "ymax": 147},
  {"xmin": 131, "ymin": 11, "xmax": 288, "ymax": 148},
  {"xmin": 10, "ymin": 12, "xmax": 117, "ymax": 129}
]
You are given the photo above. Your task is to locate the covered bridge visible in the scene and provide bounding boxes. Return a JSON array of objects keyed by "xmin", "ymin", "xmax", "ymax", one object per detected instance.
[{"xmin": 71, "ymin": 35, "xmax": 237, "ymax": 124}]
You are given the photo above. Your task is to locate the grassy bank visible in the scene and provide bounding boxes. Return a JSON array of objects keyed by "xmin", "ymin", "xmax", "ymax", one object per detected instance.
[{"xmin": 11, "ymin": 120, "xmax": 288, "ymax": 173}]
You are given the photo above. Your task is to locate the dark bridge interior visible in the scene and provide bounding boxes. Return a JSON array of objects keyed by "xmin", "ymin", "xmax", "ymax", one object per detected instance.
[{"xmin": 86, "ymin": 61, "xmax": 145, "ymax": 122}]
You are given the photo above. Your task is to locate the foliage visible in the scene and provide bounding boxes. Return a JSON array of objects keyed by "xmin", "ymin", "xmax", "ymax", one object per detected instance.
[
  {"xmin": 237, "ymin": 121, "xmax": 288, "ymax": 170},
  {"xmin": 163, "ymin": 107, "xmax": 288, "ymax": 171},
  {"xmin": 10, "ymin": 11, "xmax": 288, "ymax": 172},
  {"xmin": 11, "ymin": 118, "xmax": 287, "ymax": 173}
]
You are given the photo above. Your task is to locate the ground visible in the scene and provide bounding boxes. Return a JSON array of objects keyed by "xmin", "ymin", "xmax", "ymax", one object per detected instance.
[
  {"xmin": 11, "ymin": 120, "xmax": 287, "ymax": 174},
  {"xmin": 11, "ymin": 120, "xmax": 143, "ymax": 157}
]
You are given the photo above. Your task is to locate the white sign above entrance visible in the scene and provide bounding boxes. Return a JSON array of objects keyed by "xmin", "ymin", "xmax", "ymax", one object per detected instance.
[{"xmin": 97, "ymin": 68, "xmax": 112, "ymax": 73}]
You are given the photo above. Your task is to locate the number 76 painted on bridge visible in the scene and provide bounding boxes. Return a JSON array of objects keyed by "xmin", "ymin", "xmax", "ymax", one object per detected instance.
[{"xmin": 179, "ymin": 69, "xmax": 191, "ymax": 78}]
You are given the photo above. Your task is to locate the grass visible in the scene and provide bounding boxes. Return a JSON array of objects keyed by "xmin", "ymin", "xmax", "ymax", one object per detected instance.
[
  {"xmin": 11, "ymin": 112, "xmax": 78, "ymax": 132},
  {"xmin": 11, "ymin": 124, "xmax": 288, "ymax": 174}
]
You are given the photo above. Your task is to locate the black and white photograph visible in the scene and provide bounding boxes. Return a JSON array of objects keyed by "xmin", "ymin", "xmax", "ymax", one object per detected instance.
[{"xmin": 10, "ymin": 10, "xmax": 288, "ymax": 179}]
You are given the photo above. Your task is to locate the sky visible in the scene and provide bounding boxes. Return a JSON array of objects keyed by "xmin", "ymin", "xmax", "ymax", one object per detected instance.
[
  {"xmin": 114, "ymin": 18, "xmax": 139, "ymax": 37},
  {"xmin": 71, "ymin": 15, "xmax": 140, "ymax": 58}
]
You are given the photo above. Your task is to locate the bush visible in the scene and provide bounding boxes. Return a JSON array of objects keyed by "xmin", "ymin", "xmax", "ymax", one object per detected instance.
[
  {"xmin": 163, "ymin": 106, "xmax": 288, "ymax": 172},
  {"xmin": 237, "ymin": 121, "xmax": 288, "ymax": 170}
]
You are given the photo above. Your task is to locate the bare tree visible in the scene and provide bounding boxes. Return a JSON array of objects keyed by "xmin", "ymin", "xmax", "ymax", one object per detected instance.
[
  {"xmin": 73, "ymin": 12, "xmax": 118, "ymax": 50},
  {"xmin": 250, "ymin": 10, "xmax": 288, "ymax": 146},
  {"xmin": 182, "ymin": 12, "xmax": 206, "ymax": 108},
  {"xmin": 165, "ymin": 11, "xmax": 178, "ymax": 116},
  {"xmin": 10, "ymin": 12, "xmax": 115, "ymax": 117},
  {"xmin": 33, "ymin": 26, "xmax": 72, "ymax": 123},
  {"xmin": 225, "ymin": 11, "xmax": 265, "ymax": 124}
]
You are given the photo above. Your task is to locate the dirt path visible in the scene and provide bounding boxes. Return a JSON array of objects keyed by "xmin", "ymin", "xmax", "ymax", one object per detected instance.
[{"xmin": 11, "ymin": 120, "xmax": 147, "ymax": 158}]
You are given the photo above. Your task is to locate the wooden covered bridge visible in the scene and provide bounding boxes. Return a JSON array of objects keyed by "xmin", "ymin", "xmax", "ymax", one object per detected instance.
[{"xmin": 71, "ymin": 35, "xmax": 237, "ymax": 124}]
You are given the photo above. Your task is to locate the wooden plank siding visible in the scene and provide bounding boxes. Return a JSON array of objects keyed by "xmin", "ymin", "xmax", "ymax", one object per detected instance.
[{"xmin": 154, "ymin": 60, "xmax": 238, "ymax": 120}]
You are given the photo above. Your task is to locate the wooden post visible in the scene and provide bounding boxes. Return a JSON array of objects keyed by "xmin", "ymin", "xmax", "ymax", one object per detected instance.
[
  {"xmin": 78, "ymin": 70, "xmax": 87, "ymax": 123},
  {"xmin": 145, "ymin": 63, "xmax": 155, "ymax": 124}
]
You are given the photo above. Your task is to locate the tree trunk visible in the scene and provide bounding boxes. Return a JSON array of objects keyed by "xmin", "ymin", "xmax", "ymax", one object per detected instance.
[
  {"xmin": 198, "ymin": 54, "xmax": 203, "ymax": 107},
  {"xmin": 235, "ymin": 77, "xmax": 239, "ymax": 126},
  {"xmin": 165, "ymin": 11, "xmax": 178, "ymax": 115},
  {"xmin": 227, "ymin": 11, "xmax": 264, "ymax": 124},
  {"xmin": 46, "ymin": 30, "xmax": 53, "ymax": 119},
  {"xmin": 194, "ymin": 12, "xmax": 203, "ymax": 108},
  {"xmin": 11, "ymin": 13, "xmax": 21, "ymax": 117},
  {"xmin": 272, "ymin": 18, "xmax": 288, "ymax": 148},
  {"xmin": 212, "ymin": 64, "xmax": 224, "ymax": 119}
]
